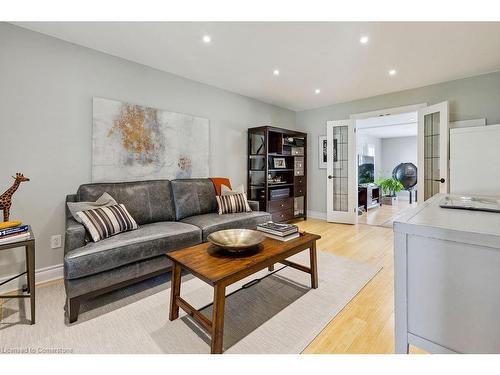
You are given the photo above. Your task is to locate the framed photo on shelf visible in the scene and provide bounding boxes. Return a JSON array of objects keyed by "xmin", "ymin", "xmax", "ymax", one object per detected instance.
[
  {"xmin": 318, "ymin": 136, "xmax": 327, "ymax": 169},
  {"xmin": 273, "ymin": 157, "xmax": 286, "ymax": 169}
]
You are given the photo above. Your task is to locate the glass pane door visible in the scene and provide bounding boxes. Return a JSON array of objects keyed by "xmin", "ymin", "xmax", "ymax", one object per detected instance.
[
  {"xmin": 326, "ymin": 119, "xmax": 357, "ymax": 224},
  {"xmin": 418, "ymin": 101, "xmax": 449, "ymax": 202},
  {"xmin": 331, "ymin": 125, "xmax": 349, "ymax": 212},
  {"xmin": 423, "ymin": 112, "xmax": 441, "ymax": 200}
]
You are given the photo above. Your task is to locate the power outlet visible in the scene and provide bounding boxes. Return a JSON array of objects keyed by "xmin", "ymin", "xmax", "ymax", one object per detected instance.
[{"xmin": 50, "ymin": 234, "xmax": 62, "ymax": 249}]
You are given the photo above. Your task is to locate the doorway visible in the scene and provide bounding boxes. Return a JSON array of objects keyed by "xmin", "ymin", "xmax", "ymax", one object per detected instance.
[
  {"xmin": 356, "ymin": 111, "xmax": 418, "ymax": 226},
  {"xmin": 326, "ymin": 102, "xmax": 449, "ymax": 225}
]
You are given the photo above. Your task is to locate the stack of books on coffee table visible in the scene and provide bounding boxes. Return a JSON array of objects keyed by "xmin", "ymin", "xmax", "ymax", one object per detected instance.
[
  {"xmin": 257, "ymin": 222, "xmax": 299, "ymax": 241},
  {"xmin": 0, "ymin": 223, "xmax": 31, "ymax": 245}
]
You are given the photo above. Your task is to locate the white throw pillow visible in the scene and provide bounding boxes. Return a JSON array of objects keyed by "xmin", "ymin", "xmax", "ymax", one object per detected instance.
[
  {"xmin": 220, "ymin": 184, "xmax": 245, "ymax": 196},
  {"xmin": 67, "ymin": 192, "xmax": 118, "ymax": 223}
]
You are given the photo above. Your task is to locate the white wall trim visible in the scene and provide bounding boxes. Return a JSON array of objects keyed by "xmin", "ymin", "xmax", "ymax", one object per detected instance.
[
  {"xmin": 0, "ymin": 263, "xmax": 63, "ymax": 294},
  {"xmin": 307, "ymin": 210, "xmax": 327, "ymax": 220},
  {"xmin": 350, "ymin": 103, "xmax": 427, "ymax": 120}
]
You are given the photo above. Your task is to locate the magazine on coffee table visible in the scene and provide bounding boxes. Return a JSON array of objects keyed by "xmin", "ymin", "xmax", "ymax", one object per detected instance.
[{"xmin": 257, "ymin": 222, "xmax": 298, "ymax": 236}]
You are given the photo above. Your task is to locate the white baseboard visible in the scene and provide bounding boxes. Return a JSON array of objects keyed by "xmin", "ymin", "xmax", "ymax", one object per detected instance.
[
  {"xmin": 0, "ymin": 263, "xmax": 63, "ymax": 294},
  {"xmin": 307, "ymin": 210, "xmax": 327, "ymax": 220}
]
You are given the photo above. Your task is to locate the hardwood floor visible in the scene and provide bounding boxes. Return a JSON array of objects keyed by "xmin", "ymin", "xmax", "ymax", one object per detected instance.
[
  {"xmin": 297, "ymin": 218, "xmax": 426, "ymax": 354},
  {"xmin": 357, "ymin": 200, "xmax": 415, "ymax": 226}
]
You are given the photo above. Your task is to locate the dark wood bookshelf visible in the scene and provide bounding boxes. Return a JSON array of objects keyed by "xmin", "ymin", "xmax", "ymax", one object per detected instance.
[{"xmin": 247, "ymin": 126, "xmax": 307, "ymax": 223}]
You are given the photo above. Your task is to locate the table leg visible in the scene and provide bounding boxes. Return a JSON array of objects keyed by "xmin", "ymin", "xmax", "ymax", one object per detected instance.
[
  {"xmin": 25, "ymin": 247, "xmax": 30, "ymax": 294},
  {"xmin": 211, "ymin": 283, "xmax": 226, "ymax": 354},
  {"xmin": 169, "ymin": 262, "xmax": 181, "ymax": 321},
  {"xmin": 309, "ymin": 242, "xmax": 318, "ymax": 289},
  {"xmin": 27, "ymin": 242, "xmax": 35, "ymax": 324}
]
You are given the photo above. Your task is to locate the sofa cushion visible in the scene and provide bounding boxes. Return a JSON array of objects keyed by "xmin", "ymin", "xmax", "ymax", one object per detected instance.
[
  {"xmin": 77, "ymin": 180, "xmax": 175, "ymax": 225},
  {"xmin": 181, "ymin": 211, "xmax": 272, "ymax": 241},
  {"xmin": 171, "ymin": 179, "xmax": 218, "ymax": 220},
  {"xmin": 64, "ymin": 221, "xmax": 201, "ymax": 279}
]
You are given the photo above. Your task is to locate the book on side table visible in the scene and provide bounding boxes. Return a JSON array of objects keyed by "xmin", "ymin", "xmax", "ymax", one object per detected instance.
[
  {"xmin": 0, "ymin": 224, "xmax": 31, "ymax": 245},
  {"xmin": 257, "ymin": 221, "xmax": 299, "ymax": 241}
]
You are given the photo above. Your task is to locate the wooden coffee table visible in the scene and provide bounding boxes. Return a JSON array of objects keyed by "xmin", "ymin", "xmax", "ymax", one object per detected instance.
[{"xmin": 166, "ymin": 231, "xmax": 321, "ymax": 354}]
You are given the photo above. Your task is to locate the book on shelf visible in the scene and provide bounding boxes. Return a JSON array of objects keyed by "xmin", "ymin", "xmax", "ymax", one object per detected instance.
[
  {"xmin": 0, "ymin": 231, "xmax": 31, "ymax": 245},
  {"xmin": 0, "ymin": 225, "xmax": 29, "ymax": 238},
  {"xmin": 261, "ymin": 232, "xmax": 300, "ymax": 242},
  {"xmin": 257, "ymin": 221, "xmax": 298, "ymax": 236}
]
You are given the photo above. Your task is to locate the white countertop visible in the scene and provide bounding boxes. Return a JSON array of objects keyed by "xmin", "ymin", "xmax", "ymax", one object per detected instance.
[{"xmin": 394, "ymin": 194, "xmax": 500, "ymax": 246}]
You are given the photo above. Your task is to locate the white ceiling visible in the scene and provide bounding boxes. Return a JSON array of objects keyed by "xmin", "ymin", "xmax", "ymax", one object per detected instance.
[
  {"xmin": 12, "ymin": 22, "xmax": 500, "ymax": 111},
  {"xmin": 357, "ymin": 112, "xmax": 417, "ymax": 138}
]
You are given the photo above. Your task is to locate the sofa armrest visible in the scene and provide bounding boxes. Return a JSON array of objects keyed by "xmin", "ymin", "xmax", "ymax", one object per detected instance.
[
  {"xmin": 247, "ymin": 200, "xmax": 260, "ymax": 211},
  {"xmin": 65, "ymin": 218, "xmax": 87, "ymax": 254}
]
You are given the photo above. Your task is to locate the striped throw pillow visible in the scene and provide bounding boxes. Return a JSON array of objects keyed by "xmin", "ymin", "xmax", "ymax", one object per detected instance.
[
  {"xmin": 216, "ymin": 192, "xmax": 252, "ymax": 215},
  {"xmin": 76, "ymin": 204, "xmax": 138, "ymax": 242}
]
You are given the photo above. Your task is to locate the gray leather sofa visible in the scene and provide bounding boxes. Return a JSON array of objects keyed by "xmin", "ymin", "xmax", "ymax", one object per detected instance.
[{"xmin": 64, "ymin": 178, "xmax": 271, "ymax": 323}]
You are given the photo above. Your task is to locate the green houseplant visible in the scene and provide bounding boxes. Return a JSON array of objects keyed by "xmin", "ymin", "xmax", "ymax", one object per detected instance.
[{"xmin": 376, "ymin": 177, "xmax": 404, "ymax": 205}]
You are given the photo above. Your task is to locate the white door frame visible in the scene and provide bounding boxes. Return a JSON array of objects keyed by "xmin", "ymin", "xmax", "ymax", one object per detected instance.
[
  {"xmin": 417, "ymin": 101, "xmax": 449, "ymax": 202},
  {"xmin": 350, "ymin": 103, "xmax": 428, "ymax": 120},
  {"xmin": 326, "ymin": 119, "xmax": 357, "ymax": 224}
]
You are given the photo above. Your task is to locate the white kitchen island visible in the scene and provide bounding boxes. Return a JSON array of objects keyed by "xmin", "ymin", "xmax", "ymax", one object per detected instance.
[{"xmin": 394, "ymin": 194, "xmax": 500, "ymax": 354}]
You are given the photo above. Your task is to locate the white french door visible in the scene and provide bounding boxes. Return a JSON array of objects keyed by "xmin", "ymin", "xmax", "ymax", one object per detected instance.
[
  {"xmin": 417, "ymin": 101, "xmax": 449, "ymax": 202},
  {"xmin": 326, "ymin": 120, "xmax": 357, "ymax": 224}
]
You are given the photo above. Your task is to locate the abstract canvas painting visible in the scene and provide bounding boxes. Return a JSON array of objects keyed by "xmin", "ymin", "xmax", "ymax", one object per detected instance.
[{"xmin": 92, "ymin": 97, "xmax": 209, "ymax": 182}]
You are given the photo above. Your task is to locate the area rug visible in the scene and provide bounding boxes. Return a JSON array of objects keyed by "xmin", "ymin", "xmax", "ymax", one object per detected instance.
[{"xmin": 0, "ymin": 251, "xmax": 380, "ymax": 354}]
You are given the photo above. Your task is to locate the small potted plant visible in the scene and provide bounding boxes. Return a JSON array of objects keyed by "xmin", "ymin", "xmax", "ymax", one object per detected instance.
[{"xmin": 376, "ymin": 177, "xmax": 404, "ymax": 205}]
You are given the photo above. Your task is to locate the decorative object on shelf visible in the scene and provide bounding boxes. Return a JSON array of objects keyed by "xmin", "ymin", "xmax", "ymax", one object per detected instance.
[
  {"xmin": 376, "ymin": 177, "xmax": 404, "ymax": 205},
  {"xmin": 318, "ymin": 135, "xmax": 327, "ymax": 169},
  {"xmin": 92, "ymin": 97, "xmax": 209, "ymax": 182},
  {"xmin": 273, "ymin": 157, "xmax": 286, "ymax": 169},
  {"xmin": 0, "ymin": 173, "xmax": 30, "ymax": 222},
  {"xmin": 207, "ymin": 229, "xmax": 265, "ymax": 252},
  {"xmin": 268, "ymin": 175, "xmax": 284, "ymax": 184}
]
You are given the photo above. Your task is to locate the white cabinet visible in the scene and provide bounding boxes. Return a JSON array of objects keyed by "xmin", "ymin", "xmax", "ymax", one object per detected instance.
[
  {"xmin": 450, "ymin": 124, "xmax": 500, "ymax": 196},
  {"xmin": 394, "ymin": 194, "xmax": 500, "ymax": 353}
]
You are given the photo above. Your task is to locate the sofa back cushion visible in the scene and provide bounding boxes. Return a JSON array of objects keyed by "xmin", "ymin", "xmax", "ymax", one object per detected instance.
[
  {"xmin": 77, "ymin": 180, "xmax": 175, "ymax": 225},
  {"xmin": 171, "ymin": 179, "xmax": 217, "ymax": 220}
]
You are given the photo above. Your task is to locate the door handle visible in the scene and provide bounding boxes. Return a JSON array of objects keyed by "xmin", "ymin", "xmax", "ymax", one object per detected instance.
[
  {"xmin": 433, "ymin": 178, "xmax": 446, "ymax": 183},
  {"xmin": 328, "ymin": 175, "xmax": 333, "ymax": 180}
]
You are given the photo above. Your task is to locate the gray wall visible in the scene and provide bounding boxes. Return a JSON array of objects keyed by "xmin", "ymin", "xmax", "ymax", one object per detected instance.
[
  {"xmin": 381, "ymin": 136, "xmax": 417, "ymax": 200},
  {"xmin": 297, "ymin": 70, "xmax": 500, "ymax": 215},
  {"xmin": 356, "ymin": 132, "xmax": 382, "ymax": 181},
  {"xmin": 0, "ymin": 23, "xmax": 295, "ymax": 280}
]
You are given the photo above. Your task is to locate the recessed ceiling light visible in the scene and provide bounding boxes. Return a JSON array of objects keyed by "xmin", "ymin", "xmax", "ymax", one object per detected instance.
[
  {"xmin": 202, "ymin": 35, "xmax": 211, "ymax": 44},
  {"xmin": 314, "ymin": 89, "xmax": 321, "ymax": 94},
  {"xmin": 273, "ymin": 69, "xmax": 280, "ymax": 76},
  {"xmin": 360, "ymin": 36, "xmax": 369, "ymax": 44},
  {"xmin": 389, "ymin": 69, "xmax": 397, "ymax": 76}
]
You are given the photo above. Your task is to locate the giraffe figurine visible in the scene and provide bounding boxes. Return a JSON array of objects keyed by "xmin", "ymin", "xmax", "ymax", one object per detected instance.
[{"xmin": 0, "ymin": 173, "xmax": 30, "ymax": 222}]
